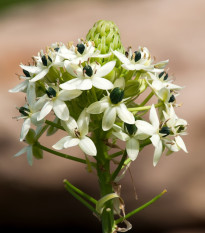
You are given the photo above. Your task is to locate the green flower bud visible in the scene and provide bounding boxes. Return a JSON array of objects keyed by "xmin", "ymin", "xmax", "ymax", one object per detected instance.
[
  {"xmin": 110, "ymin": 87, "xmax": 124, "ymax": 104},
  {"xmin": 25, "ymin": 129, "xmax": 36, "ymax": 145},
  {"xmin": 46, "ymin": 87, "xmax": 57, "ymax": 98},
  {"xmin": 124, "ymin": 80, "xmax": 140, "ymax": 98},
  {"xmin": 19, "ymin": 107, "xmax": 30, "ymax": 116},
  {"xmin": 159, "ymin": 126, "xmax": 170, "ymax": 137},
  {"xmin": 124, "ymin": 123, "xmax": 137, "ymax": 136},
  {"xmin": 86, "ymin": 20, "xmax": 125, "ymax": 66}
]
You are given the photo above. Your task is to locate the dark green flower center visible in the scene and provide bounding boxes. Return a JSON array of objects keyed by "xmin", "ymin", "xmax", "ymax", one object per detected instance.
[
  {"xmin": 54, "ymin": 47, "xmax": 59, "ymax": 52},
  {"xmin": 41, "ymin": 55, "xmax": 52, "ymax": 66},
  {"xmin": 168, "ymin": 95, "xmax": 175, "ymax": 103},
  {"xmin": 134, "ymin": 51, "xmax": 141, "ymax": 62},
  {"xmin": 159, "ymin": 126, "xmax": 170, "ymax": 137},
  {"xmin": 124, "ymin": 123, "xmax": 137, "ymax": 136},
  {"xmin": 177, "ymin": 125, "xmax": 185, "ymax": 133},
  {"xmin": 23, "ymin": 69, "xmax": 31, "ymax": 77},
  {"xmin": 159, "ymin": 71, "xmax": 168, "ymax": 80},
  {"xmin": 110, "ymin": 87, "xmax": 124, "ymax": 104},
  {"xmin": 77, "ymin": 43, "xmax": 85, "ymax": 54},
  {"xmin": 83, "ymin": 65, "xmax": 93, "ymax": 77},
  {"xmin": 19, "ymin": 107, "xmax": 30, "ymax": 116},
  {"xmin": 46, "ymin": 87, "xmax": 57, "ymax": 98}
]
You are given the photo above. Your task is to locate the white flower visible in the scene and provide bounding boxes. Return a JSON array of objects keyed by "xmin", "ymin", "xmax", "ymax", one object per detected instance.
[
  {"xmin": 53, "ymin": 109, "xmax": 97, "ymax": 156},
  {"xmin": 113, "ymin": 47, "xmax": 168, "ymax": 72},
  {"xmin": 164, "ymin": 136, "xmax": 188, "ymax": 154},
  {"xmin": 14, "ymin": 145, "xmax": 33, "ymax": 166},
  {"xmin": 86, "ymin": 87, "xmax": 135, "ymax": 131},
  {"xmin": 37, "ymin": 86, "xmax": 82, "ymax": 121},
  {"xmin": 21, "ymin": 49, "xmax": 63, "ymax": 83},
  {"xmin": 9, "ymin": 69, "xmax": 33, "ymax": 93},
  {"xmin": 57, "ymin": 40, "xmax": 111, "ymax": 65},
  {"xmin": 16, "ymin": 83, "xmax": 44, "ymax": 141},
  {"xmin": 136, "ymin": 105, "xmax": 167, "ymax": 166},
  {"xmin": 112, "ymin": 123, "xmax": 140, "ymax": 161},
  {"xmin": 60, "ymin": 61, "xmax": 115, "ymax": 91}
]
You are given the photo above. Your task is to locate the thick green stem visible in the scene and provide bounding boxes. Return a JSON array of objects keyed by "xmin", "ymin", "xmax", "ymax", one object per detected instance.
[{"xmin": 94, "ymin": 129, "xmax": 115, "ymax": 233}]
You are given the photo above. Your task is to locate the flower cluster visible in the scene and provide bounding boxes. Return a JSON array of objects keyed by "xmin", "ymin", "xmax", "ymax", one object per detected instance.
[
  {"xmin": 10, "ymin": 35, "xmax": 187, "ymax": 167},
  {"xmin": 10, "ymin": 20, "xmax": 188, "ymax": 233}
]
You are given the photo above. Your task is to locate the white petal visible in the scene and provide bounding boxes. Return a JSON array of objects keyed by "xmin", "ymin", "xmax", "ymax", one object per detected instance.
[
  {"xmin": 27, "ymin": 145, "xmax": 33, "ymax": 166},
  {"xmin": 126, "ymin": 137, "xmax": 139, "ymax": 161},
  {"xmin": 20, "ymin": 64, "xmax": 41, "ymax": 74},
  {"xmin": 175, "ymin": 136, "xmax": 188, "ymax": 153},
  {"xmin": 116, "ymin": 103, "xmax": 135, "ymax": 124},
  {"xmin": 58, "ymin": 89, "xmax": 82, "ymax": 101},
  {"xmin": 87, "ymin": 99, "xmax": 109, "ymax": 114},
  {"xmin": 149, "ymin": 105, "xmax": 159, "ymax": 130},
  {"xmin": 93, "ymin": 52, "xmax": 112, "ymax": 58},
  {"xmin": 34, "ymin": 94, "xmax": 48, "ymax": 111},
  {"xmin": 9, "ymin": 80, "xmax": 28, "ymax": 93},
  {"xmin": 14, "ymin": 146, "xmax": 28, "ymax": 157},
  {"xmin": 122, "ymin": 63, "xmax": 146, "ymax": 71},
  {"xmin": 20, "ymin": 118, "xmax": 31, "ymax": 141},
  {"xmin": 78, "ymin": 79, "xmax": 93, "ymax": 90},
  {"xmin": 30, "ymin": 68, "xmax": 49, "ymax": 82},
  {"xmin": 79, "ymin": 137, "xmax": 97, "ymax": 156},
  {"xmin": 61, "ymin": 116, "xmax": 78, "ymax": 135},
  {"xmin": 53, "ymin": 99, "xmax": 69, "ymax": 121},
  {"xmin": 152, "ymin": 80, "xmax": 164, "ymax": 90},
  {"xmin": 77, "ymin": 109, "xmax": 90, "ymax": 136},
  {"xmin": 112, "ymin": 131, "xmax": 130, "ymax": 141},
  {"xmin": 95, "ymin": 61, "xmax": 116, "ymax": 77},
  {"xmin": 135, "ymin": 120, "xmax": 156, "ymax": 135},
  {"xmin": 157, "ymin": 88, "xmax": 170, "ymax": 102},
  {"xmin": 60, "ymin": 78, "xmax": 82, "ymax": 90},
  {"xmin": 52, "ymin": 136, "xmax": 72, "ymax": 150},
  {"xmin": 64, "ymin": 137, "xmax": 80, "ymax": 148},
  {"xmin": 92, "ymin": 76, "xmax": 114, "ymax": 90},
  {"xmin": 27, "ymin": 82, "xmax": 36, "ymax": 108},
  {"xmin": 153, "ymin": 139, "xmax": 163, "ymax": 167},
  {"xmin": 112, "ymin": 50, "xmax": 130, "ymax": 65},
  {"xmin": 102, "ymin": 107, "xmax": 116, "ymax": 131},
  {"xmin": 37, "ymin": 101, "xmax": 53, "ymax": 121},
  {"xmin": 31, "ymin": 112, "xmax": 43, "ymax": 126}
]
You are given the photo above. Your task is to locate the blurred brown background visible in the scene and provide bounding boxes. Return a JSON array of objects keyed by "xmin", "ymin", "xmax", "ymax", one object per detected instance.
[{"xmin": 1, "ymin": 0, "xmax": 205, "ymax": 232}]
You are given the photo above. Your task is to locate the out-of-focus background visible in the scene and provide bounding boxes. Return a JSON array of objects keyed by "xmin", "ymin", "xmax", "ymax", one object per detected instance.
[{"xmin": 1, "ymin": 0, "xmax": 205, "ymax": 232}]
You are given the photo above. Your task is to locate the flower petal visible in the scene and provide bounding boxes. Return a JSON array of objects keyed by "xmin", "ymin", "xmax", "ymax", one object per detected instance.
[
  {"xmin": 175, "ymin": 136, "xmax": 188, "ymax": 153},
  {"xmin": 92, "ymin": 76, "xmax": 114, "ymax": 90},
  {"xmin": 149, "ymin": 105, "xmax": 159, "ymax": 130},
  {"xmin": 87, "ymin": 98, "xmax": 109, "ymax": 114},
  {"xmin": 126, "ymin": 137, "xmax": 139, "ymax": 161},
  {"xmin": 79, "ymin": 136, "xmax": 97, "ymax": 156},
  {"xmin": 59, "ymin": 78, "xmax": 82, "ymax": 90},
  {"xmin": 61, "ymin": 116, "xmax": 78, "ymax": 135},
  {"xmin": 135, "ymin": 120, "xmax": 155, "ymax": 136},
  {"xmin": 27, "ymin": 145, "xmax": 33, "ymax": 166},
  {"xmin": 37, "ymin": 101, "xmax": 53, "ymax": 121},
  {"xmin": 112, "ymin": 50, "xmax": 130, "ymax": 65},
  {"xmin": 116, "ymin": 103, "xmax": 135, "ymax": 124},
  {"xmin": 78, "ymin": 79, "xmax": 93, "ymax": 90},
  {"xmin": 20, "ymin": 118, "xmax": 31, "ymax": 141},
  {"xmin": 150, "ymin": 134, "xmax": 162, "ymax": 166},
  {"xmin": 9, "ymin": 80, "xmax": 28, "ymax": 93},
  {"xmin": 52, "ymin": 136, "xmax": 71, "ymax": 150},
  {"xmin": 77, "ymin": 109, "xmax": 90, "ymax": 136},
  {"xmin": 95, "ymin": 61, "xmax": 116, "ymax": 77},
  {"xmin": 112, "ymin": 131, "xmax": 130, "ymax": 141},
  {"xmin": 102, "ymin": 107, "xmax": 116, "ymax": 131},
  {"xmin": 58, "ymin": 89, "xmax": 82, "ymax": 101},
  {"xmin": 14, "ymin": 146, "xmax": 28, "ymax": 157},
  {"xmin": 53, "ymin": 99, "xmax": 69, "ymax": 121},
  {"xmin": 64, "ymin": 137, "xmax": 80, "ymax": 148},
  {"xmin": 30, "ymin": 68, "xmax": 49, "ymax": 82},
  {"xmin": 20, "ymin": 64, "xmax": 41, "ymax": 74}
]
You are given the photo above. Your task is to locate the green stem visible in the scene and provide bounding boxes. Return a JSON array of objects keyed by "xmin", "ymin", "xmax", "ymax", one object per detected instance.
[
  {"xmin": 139, "ymin": 91, "xmax": 154, "ymax": 106},
  {"xmin": 37, "ymin": 143, "xmax": 96, "ymax": 167},
  {"xmin": 64, "ymin": 180, "xmax": 98, "ymax": 215},
  {"xmin": 108, "ymin": 150, "xmax": 124, "ymax": 159},
  {"xmin": 35, "ymin": 125, "xmax": 49, "ymax": 141},
  {"xmin": 128, "ymin": 102, "xmax": 163, "ymax": 112},
  {"xmin": 110, "ymin": 150, "xmax": 127, "ymax": 182},
  {"xmin": 64, "ymin": 179, "xmax": 97, "ymax": 205},
  {"xmin": 115, "ymin": 189, "xmax": 167, "ymax": 225},
  {"xmin": 94, "ymin": 129, "xmax": 115, "ymax": 233},
  {"xmin": 45, "ymin": 120, "xmax": 65, "ymax": 131}
]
